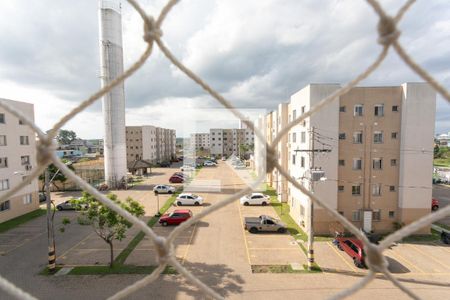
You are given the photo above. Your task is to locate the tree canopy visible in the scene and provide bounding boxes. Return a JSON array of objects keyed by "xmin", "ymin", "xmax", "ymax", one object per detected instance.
[{"xmin": 57, "ymin": 129, "xmax": 77, "ymax": 145}]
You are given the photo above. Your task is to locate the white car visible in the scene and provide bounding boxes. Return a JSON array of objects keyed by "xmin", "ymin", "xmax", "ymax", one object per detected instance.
[
  {"xmin": 153, "ymin": 184, "xmax": 176, "ymax": 194},
  {"xmin": 204, "ymin": 161, "xmax": 217, "ymax": 166},
  {"xmin": 180, "ymin": 165, "xmax": 195, "ymax": 172},
  {"xmin": 240, "ymin": 193, "xmax": 270, "ymax": 206},
  {"xmin": 176, "ymin": 193, "xmax": 204, "ymax": 206}
]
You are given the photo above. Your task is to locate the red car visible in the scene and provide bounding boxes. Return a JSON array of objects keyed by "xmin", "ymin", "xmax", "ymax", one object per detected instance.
[
  {"xmin": 336, "ymin": 238, "xmax": 366, "ymax": 268},
  {"xmin": 159, "ymin": 209, "xmax": 192, "ymax": 226},
  {"xmin": 169, "ymin": 175, "xmax": 184, "ymax": 183},
  {"xmin": 432, "ymin": 198, "xmax": 439, "ymax": 211}
]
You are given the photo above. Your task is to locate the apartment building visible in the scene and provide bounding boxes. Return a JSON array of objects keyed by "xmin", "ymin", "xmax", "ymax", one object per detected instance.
[
  {"xmin": 210, "ymin": 128, "xmax": 254, "ymax": 157},
  {"xmin": 125, "ymin": 126, "xmax": 176, "ymax": 165},
  {"xmin": 0, "ymin": 99, "xmax": 39, "ymax": 223},
  {"xmin": 190, "ymin": 133, "xmax": 210, "ymax": 151},
  {"xmin": 264, "ymin": 83, "xmax": 435, "ymax": 234}
]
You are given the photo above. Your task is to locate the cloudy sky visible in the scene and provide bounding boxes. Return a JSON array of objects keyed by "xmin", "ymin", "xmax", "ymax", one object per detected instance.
[{"xmin": 0, "ymin": 0, "xmax": 449, "ymax": 138}]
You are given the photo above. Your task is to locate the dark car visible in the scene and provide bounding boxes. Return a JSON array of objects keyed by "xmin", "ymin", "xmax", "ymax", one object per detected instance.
[
  {"xmin": 169, "ymin": 175, "xmax": 184, "ymax": 183},
  {"xmin": 441, "ymin": 231, "xmax": 450, "ymax": 244},
  {"xmin": 39, "ymin": 192, "xmax": 47, "ymax": 203},
  {"xmin": 159, "ymin": 209, "xmax": 192, "ymax": 226},
  {"xmin": 336, "ymin": 237, "xmax": 366, "ymax": 268},
  {"xmin": 159, "ymin": 161, "xmax": 171, "ymax": 167}
]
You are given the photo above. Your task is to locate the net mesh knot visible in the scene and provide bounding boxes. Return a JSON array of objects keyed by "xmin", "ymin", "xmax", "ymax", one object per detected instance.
[
  {"xmin": 365, "ymin": 243, "xmax": 389, "ymax": 273},
  {"xmin": 153, "ymin": 236, "xmax": 173, "ymax": 265},
  {"xmin": 36, "ymin": 136, "xmax": 57, "ymax": 166},
  {"xmin": 143, "ymin": 15, "xmax": 163, "ymax": 43},
  {"xmin": 266, "ymin": 145, "xmax": 277, "ymax": 173},
  {"xmin": 377, "ymin": 16, "xmax": 400, "ymax": 46}
]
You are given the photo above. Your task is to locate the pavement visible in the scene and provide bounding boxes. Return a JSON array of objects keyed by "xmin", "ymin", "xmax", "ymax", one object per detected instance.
[{"xmin": 1, "ymin": 162, "xmax": 450, "ymax": 299}]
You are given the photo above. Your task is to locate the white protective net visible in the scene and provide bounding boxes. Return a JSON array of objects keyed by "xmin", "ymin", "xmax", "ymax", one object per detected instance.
[{"xmin": 0, "ymin": 0, "xmax": 449, "ymax": 299}]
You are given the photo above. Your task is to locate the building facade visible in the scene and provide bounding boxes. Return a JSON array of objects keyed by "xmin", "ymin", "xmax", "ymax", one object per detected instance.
[
  {"xmin": 260, "ymin": 83, "xmax": 435, "ymax": 235},
  {"xmin": 190, "ymin": 133, "xmax": 210, "ymax": 151},
  {"xmin": 210, "ymin": 128, "xmax": 254, "ymax": 157},
  {"xmin": 126, "ymin": 126, "xmax": 176, "ymax": 165},
  {"xmin": 0, "ymin": 99, "xmax": 39, "ymax": 223}
]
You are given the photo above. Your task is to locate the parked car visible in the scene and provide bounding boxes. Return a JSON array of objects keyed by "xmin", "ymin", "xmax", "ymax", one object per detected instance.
[
  {"xmin": 176, "ymin": 193, "xmax": 204, "ymax": 206},
  {"xmin": 169, "ymin": 175, "xmax": 184, "ymax": 183},
  {"xmin": 432, "ymin": 198, "xmax": 439, "ymax": 211},
  {"xmin": 159, "ymin": 209, "xmax": 192, "ymax": 226},
  {"xmin": 240, "ymin": 193, "xmax": 270, "ymax": 206},
  {"xmin": 56, "ymin": 199, "xmax": 88, "ymax": 211},
  {"xmin": 180, "ymin": 165, "xmax": 195, "ymax": 172},
  {"xmin": 234, "ymin": 164, "xmax": 246, "ymax": 169},
  {"xmin": 39, "ymin": 192, "xmax": 47, "ymax": 203},
  {"xmin": 159, "ymin": 161, "xmax": 171, "ymax": 167},
  {"xmin": 441, "ymin": 231, "xmax": 450, "ymax": 244},
  {"xmin": 204, "ymin": 161, "xmax": 217, "ymax": 167},
  {"xmin": 336, "ymin": 237, "xmax": 366, "ymax": 268},
  {"xmin": 244, "ymin": 215, "xmax": 287, "ymax": 233},
  {"xmin": 153, "ymin": 184, "xmax": 176, "ymax": 194},
  {"xmin": 221, "ymin": 157, "xmax": 227, "ymax": 161}
]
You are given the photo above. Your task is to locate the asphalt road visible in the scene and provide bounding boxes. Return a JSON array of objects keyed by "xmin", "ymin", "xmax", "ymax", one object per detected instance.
[{"xmin": 432, "ymin": 184, "xmax": 450, "ymax": 226}]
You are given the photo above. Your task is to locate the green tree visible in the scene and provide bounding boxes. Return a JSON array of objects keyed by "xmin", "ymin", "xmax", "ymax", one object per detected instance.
[
  {"xmin": 57, "ymin": 129, "xmax": 77, "ymax": 145},
  {"xmin": 38, "ymin": 160, "xmax": 75, "ymax": 191},
  {"xmin": 434, "ymin": 144, "xmax": 440, "ymax": 158},
  {"xmin": 74, "ymin": 192, "xmax": 145, "ymax": 267}
]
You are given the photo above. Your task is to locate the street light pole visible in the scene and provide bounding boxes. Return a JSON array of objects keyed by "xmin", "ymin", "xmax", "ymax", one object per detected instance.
[
  {"xmin": 45, "ymin": 168, "xmax": 56, "ymax": 273},
  {"xmin": 307, "ymin": 127, "xmax": 315, "ymax": 270}
]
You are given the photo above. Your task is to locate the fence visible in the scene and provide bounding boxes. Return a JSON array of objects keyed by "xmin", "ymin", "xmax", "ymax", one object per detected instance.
[{"xmin": 1, "ymin": 0, "xmax": 450, "ymax": 299}]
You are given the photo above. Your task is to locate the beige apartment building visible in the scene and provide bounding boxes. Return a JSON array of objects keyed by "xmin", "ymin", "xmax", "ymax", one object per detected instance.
[
  {"xmin": 125, "ymin": 125, "xmax": 176, "ymax": 166},
  {"xmin": 0, "ymin": 98, "xmax": 39, "ymax": 223},
  {"xmin": 262, "ymin": 83, "xmax": 435, "ymax": 235},
  {"xmin": 210, "ymin": 128, "xmax": 254, "ymax": 158},
  {"xmin": 190, "ymin": 133, "xmax": 210, "ymax": 151}
]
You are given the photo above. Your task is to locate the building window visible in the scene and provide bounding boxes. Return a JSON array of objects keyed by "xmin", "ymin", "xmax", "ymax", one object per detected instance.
[
  {"xmin": 352, "ymin": 210, "xmax": 361, "ymax": 221},
  {"xmin": 293, "ymin": 109, "xmax": 297, "ymax": 120},
  {"xmin": 389, "ymin": 211, "xmax": 395, "ymax": 218},
  {"xmin": 292, "ymin": 132, "xmax": 296, "ymax": 143},
  {"xmin": 389, "ymin": 185, "xmax": 396, "ymax": 192},
  {"xmin": 0, "ymin": 113, "xmax": 5, "ymax": 124},
  {"xmin": 301, "ymin": 106, "xmax": 306, "ymax": 114},
  {"xmin": 373, "ymin": 210, "xmax": 381, "ymax": 221},
  {"xmin": 339, "ymin": 159, "xmax": 345, "ymax": 166},
  {"xmin": 0, "ymin": 157, "xmax": 7, "ymax": 168},
  {"xmin": 374, "ymin": 104, "xmax": 384, "ymax": 117},
  {"xmin": 353, "ymin": 131, "xmax": 363, "ymax": 144},
  {"xmin": 372, "ymin": 184, "xmax": 381, "ymax": 196},
  {"xmin": 352, "ymin": 185, "xmax": 361, "ymax": 195},
  {"xmin": 292, "ymin": 154, "xmax": 296, "ymax": 165},
  {"xmin": 339, "ymin": 133, "xmax": 346, "ymax": 140},
  {"xmin": 373, "ymin": 158, "xmax": 383, "ymax": 170},
  {"xmin": 352, "ymin": 158, "xmax": 362, "ymax": 170},
  {"xmin": 339, "ymin": 106, "xmax": 346, "ymax": 112},
  {"xmin": 0, "ymin": 200, "xmax": 10, "ymax": 212},
  {"xmin": 392, "ymin": 105, "xmax": 399, "ymax": 112},
  {"xmin": 373, "ymin": 131, "xmax": 383, "ymax": 144},
  {"xmin": 0, "ymin": 179, "xmax": 9, "ymax": 191},
  {"xmin": 391, "ymin": 159, "xmax": 397, "ymax": 166},
  {"xmin": 354, "ymin": 104, "xmax": 363, "ymax": 116},
  {"xmin": 300, "ymin": 156, "xmax": 305, "ymax": 168},
  {"xmin": 19, "ymin": 119, "xmax": 25, "ymax": 125},
  {"xmin": 0, "ymin": 135, "xmax": 6, "ymax": 146},
  {"xmin": 391, "ymin": 132, "xmax": 398, "ymax": 139},
  {"xmin": 301, "ymin": 132, "xmax": 306, "ymax": 143},
  {"xmin": 21, "ymin": 155, "xmax": 30, "ymax": 165},
  {"xmin": 338, "ymin": 185, "xmax": 344, "ymax": 192},
  {"xmin": 20, "ymin": 136, "xmax": 29, "ymax": 145},
  {"xmin": 23, "ymin": 194, "xmax": 32, "ymax": 205}
]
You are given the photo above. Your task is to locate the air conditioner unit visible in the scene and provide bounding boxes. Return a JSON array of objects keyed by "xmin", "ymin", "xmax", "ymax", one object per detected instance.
[{"xmin": 25, "ymin": 164, "xmax": 32, "ymax": 171}]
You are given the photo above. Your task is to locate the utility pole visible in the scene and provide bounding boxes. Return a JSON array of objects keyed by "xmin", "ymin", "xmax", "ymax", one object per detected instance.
[
  {"xmin": 294, "ymin": 127, "xmax": 329, "ymax": 270},
  {"xmin": 45, "ymin": 169, "xmax": 56, "ymax": 273}
]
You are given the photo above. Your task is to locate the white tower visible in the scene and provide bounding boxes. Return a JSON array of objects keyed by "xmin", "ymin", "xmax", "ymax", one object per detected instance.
[{"xmin": 99, "ymin": 0, "xmax": 127, "ymax": 188}]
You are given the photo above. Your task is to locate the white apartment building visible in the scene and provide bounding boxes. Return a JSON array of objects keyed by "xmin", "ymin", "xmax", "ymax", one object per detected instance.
[
  {"xmin": 0, "ymin": 99, "xmax": 39, "ymax": 223},
  {"xmin": 210, "ymin": 128, "xmax": 254, "ymax": 157},
  {"xmin": 126, "ymin": 126, "xmax": 176, "ymax": 165},
  {"xmin": 190, "ymin": 133, "xmax": 210, "ymax": 151},
  {"xmin": 261, "ymin": 83, "xmax": 435, "ymax": 235}
]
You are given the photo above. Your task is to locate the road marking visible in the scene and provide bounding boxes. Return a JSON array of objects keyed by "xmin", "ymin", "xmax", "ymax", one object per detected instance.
[
  {"xmin": 432, "ymin": 241, "xmax": 450, "ymax": 253},
  {"xmin": 235, "ymin": 178, "xmax": 252, "ymax": 265},
  {"xmin": 326, "ymin": 242, "xmax": 357, "ymax": 272},
  {"xmin": 2, "ymin": 231, "xmax": 45, "ymax": 255},
  {"xmin": 249, "ymin": 247, "xmax": 302, "ymax": 250},
  {"xmin": 387, "ymin": 251, "xmax": 425, "ymax": 273},
  {"xmin": 57, "ymin": 232, "xmax": 95, "ymax": 259},
  {"xmin": 181, "ymin": 221, "xmax": 197, "ymax": 265},
  {"xmin": 408, "ymin": 244, "xmax": 450, "ymax": 271}
]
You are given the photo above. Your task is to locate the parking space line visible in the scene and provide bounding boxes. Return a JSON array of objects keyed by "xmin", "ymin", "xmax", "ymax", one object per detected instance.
[
  {"xmin": 432, "ymin": 242, "xmax": 450, "ymax": 253},
  {"xmin": 58, "ymin": 232, "xmax": 95, "ymax": 259},
  {"xmin": 2, "ymin": 231, "xmax": 45, "ymax": 255},
  {"xmin": 408, "ymin": 244, "xmax": 450, "ymax": 271},
  {"xmin": 326, "ymin": 242, "xmax": 357, "ymax": 272},
  {"xmin": 248, "ymin": 247, "xmax": 301, "ymax": 250},
  {"xmin": 181, "ymin": 221, "xmax": 198, "ymax": 265},
  {"xmin": 386, "ymin": 251, "xmax": 425, "ymax": 274},
  {"xmin": 235, "ymin": 185, "xmax": 252, "ymax": 265}
]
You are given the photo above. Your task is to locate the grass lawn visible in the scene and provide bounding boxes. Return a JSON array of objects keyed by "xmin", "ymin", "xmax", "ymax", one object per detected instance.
[
  {"xmin": 435, "ymin": 223, "xmax": 450, "ymax": 231},
  {"xmin": 434, "ymin": 158, "xmax": 450, "ymax": 167},
  {"xmin": 68, "ymin": 265, "xmax": 177, "ymax": 275},
  {"xmin": 251, "ymin": 264, "xmax": 321, "ymax": 274},
  {"xmin": 402, "ymin": 228, "xmax": 441, "ymax": 242},
  {"xmin": 0, "ymin": 209, "xmax": 46, "ymax": 233}
]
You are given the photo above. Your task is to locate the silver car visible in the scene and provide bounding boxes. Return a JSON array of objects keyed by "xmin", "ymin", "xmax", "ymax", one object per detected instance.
[{"xmin": 153, "ymin": 184, "xmax": 176, "ymax": 194}]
